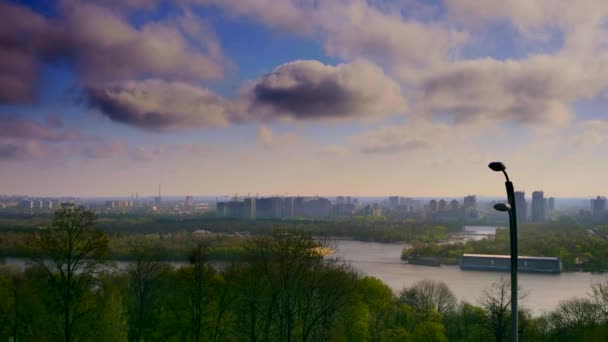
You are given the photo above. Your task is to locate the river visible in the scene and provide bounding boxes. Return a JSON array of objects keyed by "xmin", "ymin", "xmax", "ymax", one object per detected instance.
[
  {"xmin": 3, "ymin": 225, "xmax": 607, "ymax": 313},
  {"xmin": 331, "ymin": 238, "xmax": 608, "ymax": 313}
]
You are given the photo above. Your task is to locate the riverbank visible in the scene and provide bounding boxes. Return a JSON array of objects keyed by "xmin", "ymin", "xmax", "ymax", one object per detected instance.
[{"xmin": 401, "ymin": 222, "xmax": 608, "ymax": 273}]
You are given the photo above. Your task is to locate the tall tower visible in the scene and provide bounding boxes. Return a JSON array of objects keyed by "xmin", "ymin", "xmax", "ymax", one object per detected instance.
[{"xmin": 155, "ymin": 184, "xmax": 162, "ymax": 206}]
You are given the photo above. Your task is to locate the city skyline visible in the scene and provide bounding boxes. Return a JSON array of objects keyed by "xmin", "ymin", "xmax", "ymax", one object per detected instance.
[{"xmin": 3, "ymin": 1, "xmax": 608, "ymax": 197}]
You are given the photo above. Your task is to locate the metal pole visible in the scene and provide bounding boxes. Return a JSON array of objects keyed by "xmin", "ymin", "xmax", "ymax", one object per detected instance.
[{"xmin": 505, "ymin": 180, "xmax": 518, "ymax": 342}]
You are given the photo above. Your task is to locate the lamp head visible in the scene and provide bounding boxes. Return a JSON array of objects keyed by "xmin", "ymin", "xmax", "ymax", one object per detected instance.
[
  {"xmin": 488, "ymin": 162, "xmax": 506, "ymax": 172},
  {"xmin": 493, "ymin": 203, "xmax": 511, "ymax": 212}
]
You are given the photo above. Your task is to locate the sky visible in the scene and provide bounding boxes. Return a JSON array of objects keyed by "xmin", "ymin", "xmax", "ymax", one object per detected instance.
[{"xmin": 1, "ymin": 0, "xmax": 608, "ymax": 198}]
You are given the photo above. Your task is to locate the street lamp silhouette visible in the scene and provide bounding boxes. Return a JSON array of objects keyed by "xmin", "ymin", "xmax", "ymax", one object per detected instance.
[{"xmin": 489, "ymin": 162, "xmax": 519, "ymax": 342}]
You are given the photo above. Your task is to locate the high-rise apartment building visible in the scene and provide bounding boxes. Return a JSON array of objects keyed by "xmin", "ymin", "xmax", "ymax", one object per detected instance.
[
  {"xmin": 463, "ymin": 195, "xmax": 477, "ymax": 210},
  {"xmin": 547, "ymin": 197, "xmax": 555, "ymax": 212},
  {"xmin": 592, "ymin": 196, "xmax": 606, "ymax": 218},
  {"xmin": 514, "ymin": 191, "xmax": 527, "ymax": 223},
  {"xmin": 388, "ymin": 196, "xmax": 400, "ymax": 207},
  {"xmin": 531, "ymin": 191, "xmax": 546, "ymax": 222}
]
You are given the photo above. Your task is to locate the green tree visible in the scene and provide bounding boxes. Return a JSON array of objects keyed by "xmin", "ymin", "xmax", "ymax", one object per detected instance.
[
  {"xmin": 0, "ymin": 266, "xmax": 27, "ymax": 342},
  {"xmin": 399, "ymin": 280, "xmax": 457, "ymax": 316},
  {"xmin": 126, "ymin": 242, "xmax": 170, "ymax": 342},
  {"xmin": 29, "ymin": 205, "xmax": 109, "ymax": 342},
  {"xmin": 479, "ymin": 278, "xmax": 525, "ymax": 342}
]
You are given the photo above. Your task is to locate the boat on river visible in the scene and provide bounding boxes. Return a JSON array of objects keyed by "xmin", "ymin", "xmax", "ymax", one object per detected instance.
[{"xmin": 407, "ymin": 255, "xmax": 441, "ymax": 267}]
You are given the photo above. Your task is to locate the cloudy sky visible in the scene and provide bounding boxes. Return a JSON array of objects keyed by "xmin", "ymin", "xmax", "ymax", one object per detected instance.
[{"xmin": 1, "ymin": 0, "xmax": 608, "ymax": 197}]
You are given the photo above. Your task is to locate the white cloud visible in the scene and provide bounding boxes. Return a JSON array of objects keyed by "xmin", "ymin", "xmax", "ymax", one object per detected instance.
[
  {"xmin": 355, "ymin": 120, "xmax": 453, "ymax": 154},
  {"xmin": 414, "ymin": 55, "xmax": 608, "ymax": 125}
]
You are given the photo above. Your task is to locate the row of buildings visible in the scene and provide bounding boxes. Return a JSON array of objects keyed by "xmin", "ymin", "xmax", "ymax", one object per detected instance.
[
  {"xmin": 216, "ymin": 195, "xmax": 481, "ymax": 220},
  {"xmin": 19, "ymin": 199, "xmax": 61, "ymax": 210},
  {"xmin": 514, "ymin": 191, "xmax": 555, "ymax": 223},
  {"xmin": 216, "ymin": 197, "xmax": 335, "ymax": 219}
]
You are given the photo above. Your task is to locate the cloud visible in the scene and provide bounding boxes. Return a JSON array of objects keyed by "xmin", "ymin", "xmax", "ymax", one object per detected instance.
[
  {"xmin": 316, "ymin": 1, "xmax": 467, "ymax": 68},
  {"xmin": 0, "ymin": 115, "xmax": 85, "ymax": 142},
  {"xmin": 58, "ymin": 2, "xmax": 225, "ymax": 83},
  {"xmin": 75, "ymin": 0, "xmax": 159, "ymax": 11},
  {"xmin": 84, "ymin": 59, "xmax": 404, "ymax": 130},
  {"xmin": 193, "ymin": 0, "xmax": 314, "ymax": 34},
  {"xmin": 415, "ymin": 55, "xmax": 608, "ymax": 125},
  {"xmin": 241, "ymin": 59, "xmax": 406, "ymax": 121},
  {"xmin": 0, "ymin": 140, "xmax": 50, "ymax": 160},
  {"xmin": 571, "ymin": 120, "xmax": 608, "ymax": 149},
  {"xmin": 46, "ymin": 114, "xmax": 64, "ymax": 128},
  {"xmin": 445, "ymin": 0, "xmax": 608, "ymax": 57},
  {"xmin": 355, "ymin": 120, "xmax": 452, "ymax": 154},
  {"xmin": 197, "ymin": 0, "xmax": 467, "ymax": 71},
  {"xmin": 0, "ymin": 2, "xmax": 61, "ymax": 104},
  {"xmin": 445, "ymin": 0, "xmax": 608, "ymax": 34},
  {"xmin": 318, "ymin": 145, "xmax": 349, "ymax": 156},
  {"xmin": 255, "ymin": 125, "xmax": 298, "ymax": 148},
  {"xmin": 83, "ymin": 140, "xmax": 129, "ymax": 158},
  {"xmin": 84, "ymin": 79, "xmax": 231, "ymax": 130},
  {"xmin": 0, "ymin": 1, "xmax": 225, "ymax": 104}
]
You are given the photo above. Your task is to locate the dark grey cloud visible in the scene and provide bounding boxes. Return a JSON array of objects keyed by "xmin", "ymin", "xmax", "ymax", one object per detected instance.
[
  {"xmin": 0, "ymin": 2, "xmax": 63, "ymax": 104},
  {"xmin": 0, "ymin": 1, "xmax": 225, "ymax": 105},
  {"xmin": 242, "ymin": 60, "xmax": 405, "ymax": 121},
  {"xmin": 84, "ymin": 79, "xmax": 231, "ymax": 130}
]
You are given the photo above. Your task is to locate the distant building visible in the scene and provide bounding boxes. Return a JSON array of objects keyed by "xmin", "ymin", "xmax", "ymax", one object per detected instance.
[
  {"xmin": 19, "ymin": 199, "xmax": 34, "ymax": 209},
  {"xmin": 514, "ymin": 191, "xmax": 527, "ymax": 223},
  {"xmin": 438, "ymin": 199, "xmax": 447, "ymax": 212},
  {"xmin": 185, "ymin": 196, "xmax": 194, "ymax": 208},
  {"xmin": 256, "ymin": 197, "xmax": 283, "ymax": 218},
  {"xmin": 592, "ymin": 196, "xmax": 606, "ymax": 218},
  {"xmin": 105, "ymin": 200, "xmax": 134, "ymax": 209},
  {"xmin": 332, "ymin": 203, "xmax": 355, "ymax": 217},
  {"xmin": 429, "ymin": 200, "xmax": 438, "ymax": 213},
  {"xmin": 282, "ymin": 197, "xmax": 295, "ymax": 218},
  {"xmin": 298, "ymin": 197, "xmax": 331, "ymax": 218},
  {"xmin": 244, "ymin": 198, "xmax": 256, "ymax": 219},
  {"xmin": 450, "ymin": 200, "xmax": 459, "ymax": 210},
  {"xmin": 531, "ymin": 191, "xmax": 546, "ymax": 222},
  {"xmin": 463, "ymin": 195, "xmax": 477, "ymax": 210},
  {"xmin": 216, "ymin": 202, "xmax": 226, "ymax": 216},
  {"xmin": 547, "ymin": 197, "xmax": 555, "ymax": 213},
  {"xmin": 388, "ymin": 196, "xmax": 400, "ymax": 207},
  {"xmin": 216, "ymin": 196, "xmax": 331, "ymax": 219}
]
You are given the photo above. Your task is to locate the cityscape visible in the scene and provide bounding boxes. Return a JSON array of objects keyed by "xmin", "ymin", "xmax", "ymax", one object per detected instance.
[
  {"xmin": 4, "ymin": 0, "xmax": 608, "ymax": 340},
  {"xmin": 3, "ymin": 189, "xmax": 606, "ymax": 223}
]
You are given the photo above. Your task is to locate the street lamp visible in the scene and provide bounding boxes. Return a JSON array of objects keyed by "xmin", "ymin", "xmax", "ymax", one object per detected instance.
[{"xmin": 489, "ymin": 162, "xmax": 519, "ymax": 342}]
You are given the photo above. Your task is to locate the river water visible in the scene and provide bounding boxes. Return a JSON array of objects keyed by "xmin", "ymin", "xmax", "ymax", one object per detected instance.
[{"xmin": 331, "ymin": 239, "xmax": 608, "ymax": 313}]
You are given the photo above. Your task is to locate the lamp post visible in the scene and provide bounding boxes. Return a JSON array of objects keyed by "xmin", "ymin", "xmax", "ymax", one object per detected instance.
[{"xmin": 489, "ymin": 162, "xmax": 519, "ymax": 342}]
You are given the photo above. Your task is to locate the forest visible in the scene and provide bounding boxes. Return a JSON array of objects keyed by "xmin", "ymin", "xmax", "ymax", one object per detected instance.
[
  {"xmin": 0, "ymin": 212, "xmax": 459, "ymax": 243},
  {"xmin": 2, "ymin": 207, "xmax": 608, "ymax": 341}
]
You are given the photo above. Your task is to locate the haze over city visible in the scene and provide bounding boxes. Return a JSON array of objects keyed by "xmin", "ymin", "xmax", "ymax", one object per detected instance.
[{"xmin": 2, "ymin": 0, "xmax": 608, "ymax": 197}]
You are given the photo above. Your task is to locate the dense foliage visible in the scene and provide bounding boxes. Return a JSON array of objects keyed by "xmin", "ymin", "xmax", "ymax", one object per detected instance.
[{"xmin": 0, "ymin": 212, "xmax": 458, "ymax": 243}]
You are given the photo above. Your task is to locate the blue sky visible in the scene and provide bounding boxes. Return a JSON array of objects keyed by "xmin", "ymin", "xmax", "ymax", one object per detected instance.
[{"xmin": 1, "ymin": 0, "xmax": 608, "ymax": 197}]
